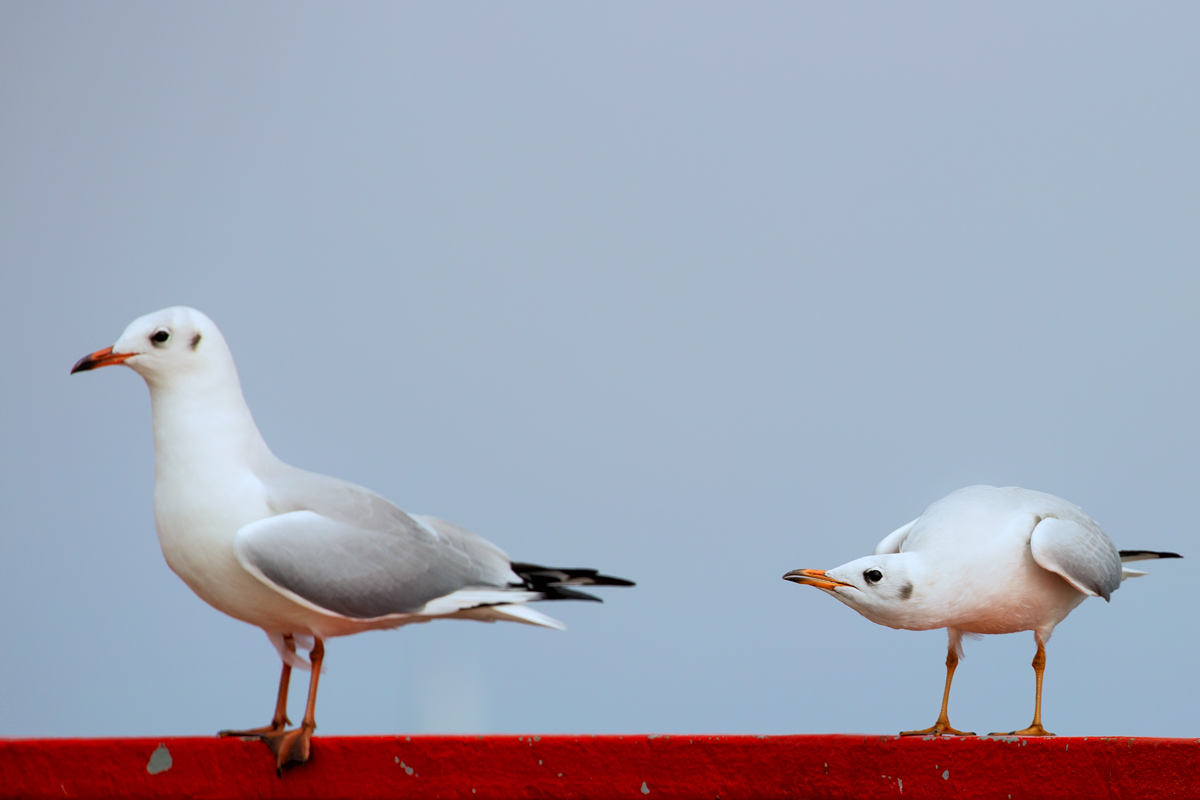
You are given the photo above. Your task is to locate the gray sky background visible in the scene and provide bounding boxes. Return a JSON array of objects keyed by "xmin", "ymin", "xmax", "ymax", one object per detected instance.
[{"xmin": 3, "ymin": 4, "xmax": 1199, "ymax": 739}]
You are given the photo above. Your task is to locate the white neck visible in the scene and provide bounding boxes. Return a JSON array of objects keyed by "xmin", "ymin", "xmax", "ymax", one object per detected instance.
[{"xmin": 142, "ymin": 361, "xmax": 276, "ymax": 476}]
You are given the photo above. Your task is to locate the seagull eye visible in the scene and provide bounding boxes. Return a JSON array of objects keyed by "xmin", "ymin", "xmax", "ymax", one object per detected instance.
[
  {"xmin": 151, "ymin": 330, "xmax": 170, "ymax": 345},
  {"xmin": 864, "ymin": 569, "xmax": 883, "ymax": 585}
]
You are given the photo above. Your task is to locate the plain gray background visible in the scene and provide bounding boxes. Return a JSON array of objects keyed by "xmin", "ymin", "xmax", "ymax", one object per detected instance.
[{"xmin": 2, "ymin": 3, "xmax": 1198, "ymax": 738}]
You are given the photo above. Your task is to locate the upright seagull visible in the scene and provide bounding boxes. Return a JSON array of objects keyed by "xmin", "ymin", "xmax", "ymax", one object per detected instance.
[
  {"xmin": 72, "ymin": 307, "xmax": 633, "ymax": 771},
  {"xmin": 784, "ymin": 485, "xmax": 1178, "ymax": 736}
]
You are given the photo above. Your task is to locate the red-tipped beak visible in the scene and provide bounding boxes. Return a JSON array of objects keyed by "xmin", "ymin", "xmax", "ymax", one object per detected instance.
[
  {"xmin": 782, "ymin": 568, "xmax": 854, "ymax": 590},
  {"xmin": 71, "ymin": 346, "xmax": 134, "ymax": 374}
]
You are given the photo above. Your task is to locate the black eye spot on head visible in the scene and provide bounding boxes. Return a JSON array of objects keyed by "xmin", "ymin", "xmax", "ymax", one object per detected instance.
[
  {"xmin": 190, "ymin": 332, "xmax": 202, "ymax": 350},
  {"xmin": 899, "ymin": 582, "xmax": 913, "ymax": 600},
  {"xmin": 151, "ymin": 329, "xmax": 170, "ymax": 345},
  {"xmin": 864, "ymin": 569, "xmax": 883, "ymax": 585}
]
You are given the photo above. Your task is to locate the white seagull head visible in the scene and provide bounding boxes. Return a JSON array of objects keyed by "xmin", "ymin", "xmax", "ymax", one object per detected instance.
[
  {"xmin": 71, "ymin": 306, "xmax": 234, "ymax": 388},
  {"xmin": 784, "ymin": 553, "xmax": 923, "ymax": 625}
]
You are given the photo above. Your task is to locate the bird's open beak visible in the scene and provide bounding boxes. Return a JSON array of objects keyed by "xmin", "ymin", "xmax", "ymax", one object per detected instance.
[
  {"xmin": 782, "ymin": 568, "xmax": 853, "ymax": 590},
  {"xmin": 71, "ymin": 346, "xmax": 134, "ymax": 374}
]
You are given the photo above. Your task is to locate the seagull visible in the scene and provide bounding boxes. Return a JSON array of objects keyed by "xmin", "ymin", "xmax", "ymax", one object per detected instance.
[
  {"xmin": 783, "ymin": 485, "xmax": 1179, "ymax": 737},
  {"xmin": 72, "ymin": 306, "xmax": 633, "ymax": 772}
]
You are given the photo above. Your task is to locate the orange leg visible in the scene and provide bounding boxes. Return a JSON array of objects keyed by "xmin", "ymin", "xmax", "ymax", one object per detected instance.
[
  {"xmin": 901, "ymin": 642, "xmax": 975, "ymax": 736},
  {"xmin": 991, "ymin": 639, "xmax": 1054, "ymax": 737},
  {"xmin": 261, "ymin": 637, "xmax": 325, "ymax": 775},
  {"xmin": 219, "ymin": 635, "xmax": 293, "ymax": 737}
]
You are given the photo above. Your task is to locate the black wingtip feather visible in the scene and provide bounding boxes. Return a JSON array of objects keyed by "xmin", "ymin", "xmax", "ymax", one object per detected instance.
[
  {"xmin": 1119, "ymin": 550, "xmax": 1183, "ymax": 559},
  {"xmin": 510, "ymin": 562, "xmax": 635, "ymax": 601},
  {"xmin": 549, "ymin": 586, "xmax": 605, "ymax": 602}
]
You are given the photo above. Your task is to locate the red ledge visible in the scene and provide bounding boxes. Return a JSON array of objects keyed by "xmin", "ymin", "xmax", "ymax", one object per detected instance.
[{"xmin": 2, "ymin": 734, "xmax": 1198, "ymax": 800}]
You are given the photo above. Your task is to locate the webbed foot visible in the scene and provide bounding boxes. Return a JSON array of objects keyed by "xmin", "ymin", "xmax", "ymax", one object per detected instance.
[
  {"xmin": 900, "ymin": 720, "xmax": 975, "ymax": 736},
  {"xmin": 990, "ymin": 724, "xmax": 1054, "ymax": 737}
]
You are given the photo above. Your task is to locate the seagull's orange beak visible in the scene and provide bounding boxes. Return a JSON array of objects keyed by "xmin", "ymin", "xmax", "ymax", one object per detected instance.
[
  {"xmin": 782, "ymin": 568, "xmax": 853, "ymax": 590},
  {"xmin": 71, "ymin": 346, "xmax": 134, "ymax": 374}
]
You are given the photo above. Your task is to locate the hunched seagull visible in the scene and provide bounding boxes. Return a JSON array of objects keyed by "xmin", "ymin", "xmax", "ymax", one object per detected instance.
[{"xmin": 784, "ymin": 485, "xmax": 1178, "ymax": 736}]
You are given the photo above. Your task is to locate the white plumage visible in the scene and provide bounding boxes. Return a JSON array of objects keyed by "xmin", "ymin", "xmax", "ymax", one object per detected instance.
[
  {"xmin": 785, "ymin": 485, "xmax": 1179, "ymax": 736},
  {"xmin": 72, "ymin": 306, "xmax": 631, "ymax": 771}
]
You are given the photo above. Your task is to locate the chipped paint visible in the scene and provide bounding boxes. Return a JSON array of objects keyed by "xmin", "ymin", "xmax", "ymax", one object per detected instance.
[
  {"xmin": 942, "ymin": 770, "xmax": 950, "ymax": 780},
  {"xmin": 399, "ymin": 761, "xmax": 414, "ymax": 776},
  {"xmin": 641, "ymin": 780, "xmax": 650, "ymax": 794},
  {"xmin": 145, "ymin": 744, "xmax": 172, "ymax": 775}
]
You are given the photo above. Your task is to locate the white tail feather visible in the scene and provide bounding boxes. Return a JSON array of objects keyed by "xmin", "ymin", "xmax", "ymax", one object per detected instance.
[
  {"xmin": 420, "ymin": 589, "xmax": 542, "ymax": 617},
  {"xmin": 461, "ymin": 603, "xmax": 567, "ymax": 630}
]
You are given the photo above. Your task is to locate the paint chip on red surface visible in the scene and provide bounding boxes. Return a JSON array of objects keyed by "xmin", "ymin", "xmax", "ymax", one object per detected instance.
[{"xmin": 146, "ymin": 744, "xmax": 172, "ymax": 775}]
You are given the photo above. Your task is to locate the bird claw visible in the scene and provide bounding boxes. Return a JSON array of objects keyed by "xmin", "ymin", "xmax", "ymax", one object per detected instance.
[
  {"xmin": 900, "ymin": 721, "xmax": 975, "ymax": 737},
  {"xmin": 262, "ymin": 724, "xmax": 314, "ymax": 775},
  {"xmin": 990, "ymin": 724, "xmax": 1055, "ymax": 737},
  {"xmin": 219, "ymin": 721, "xmax": 313, "ymax": 774},
  {"xmin": 217, "ymin": 718, "xmax": 290, "ymax": 738}
]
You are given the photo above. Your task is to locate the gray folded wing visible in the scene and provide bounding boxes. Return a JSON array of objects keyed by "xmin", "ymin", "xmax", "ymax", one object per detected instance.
[
  {"xmin": 236, "ymin": 465, "xmax": 520, "ymax": 619},
  {"xmin": 1029, "ymin": 517, "xmax": 1122, "ymax": 601}
]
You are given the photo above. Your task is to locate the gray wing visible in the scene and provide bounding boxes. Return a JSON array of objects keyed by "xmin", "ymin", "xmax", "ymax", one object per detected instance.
[
  {"xmin": 237, "ymin": 465, "xmax": 519, "ymax": 619},
  {"xmin": 1029, "ymin": 517, "xmax": 1122, "ymax": 601}
]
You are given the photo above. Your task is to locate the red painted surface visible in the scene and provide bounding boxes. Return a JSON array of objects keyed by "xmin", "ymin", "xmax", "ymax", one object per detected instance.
[{"xmin": 1, "ymin": 734, "xmax": 1198, "ymax": 800}]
